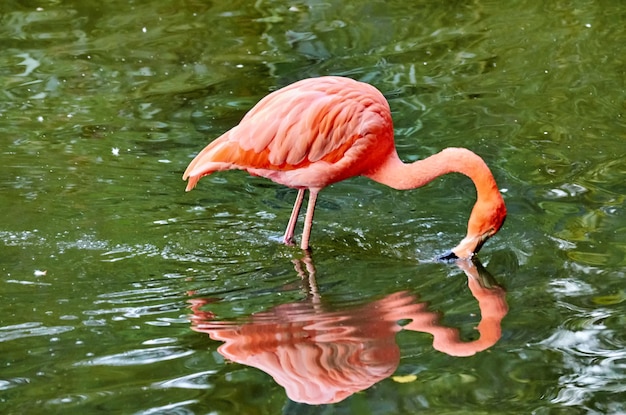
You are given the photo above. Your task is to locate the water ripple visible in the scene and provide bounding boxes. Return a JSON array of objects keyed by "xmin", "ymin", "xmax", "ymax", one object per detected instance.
[
  {"xmin": 75, "ymin": 346, "xmax": 194, "ymax": 367},
  {"xmin": 0, "ymin": 377, "xmax": 30, "ymax": 391},
  {"xmin": 152, "ymin": 370, "xmax": 217, "ymax": 390},
  {"xmin": 539, "ymin": 307, "xmax": 626, "ymax": 407},
  {"xmin": 0, "ymin": 322, "xmax": 74, "ymax": 342},
  {"xmin": 135, "ymin": 400, "xmax": 199, "ymax": 415}
]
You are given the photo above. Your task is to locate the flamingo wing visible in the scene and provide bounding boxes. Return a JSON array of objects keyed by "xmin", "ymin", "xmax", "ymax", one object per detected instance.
[{"xmin": 183, "ymin": 77, "xmax": 392, "ymax": 191}]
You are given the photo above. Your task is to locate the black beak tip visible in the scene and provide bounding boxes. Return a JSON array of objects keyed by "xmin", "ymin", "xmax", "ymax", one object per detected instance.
[{"xmin": 437, "ymin": 250, "xmax": 459, "ymax": 262}]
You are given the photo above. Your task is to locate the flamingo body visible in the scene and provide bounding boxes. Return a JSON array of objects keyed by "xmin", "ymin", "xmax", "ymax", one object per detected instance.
[
  {"xmin": 184, "ymin": 77, "xmax": 394, "ymax": 190},
  {"xmin": 183, "ymin": 76, "xmax": 506, "ymax": 258}
]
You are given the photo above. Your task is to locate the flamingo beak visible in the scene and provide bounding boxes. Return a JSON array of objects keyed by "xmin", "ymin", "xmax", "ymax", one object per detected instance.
[
  {"xmin": 438, "ymin": 230, "xmax": 494, "ymax": 262},
  {"xmin": 437, "ymin": 249, "xmax": 459, "ymax": 262}
]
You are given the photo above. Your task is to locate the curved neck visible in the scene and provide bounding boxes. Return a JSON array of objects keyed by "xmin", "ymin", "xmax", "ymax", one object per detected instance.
[
  {"xmin": 364, "ymin": 147, "xmax": 505, "ymax": 257},
  {"xmin": 364, "ymin": 147, "xmax": 499, "ymax": 199},
  {"xmin": 400, "ymin": 268, "xmax": 508, "ymax": 357}
]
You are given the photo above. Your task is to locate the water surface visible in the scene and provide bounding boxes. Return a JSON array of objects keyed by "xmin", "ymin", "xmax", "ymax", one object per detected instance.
[{"xmin": 1, "ymin": 1, "xmax": 625, "ymax": 414}]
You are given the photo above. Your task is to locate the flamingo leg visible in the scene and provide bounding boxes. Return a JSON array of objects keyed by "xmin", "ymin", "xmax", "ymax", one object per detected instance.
[
  {"xmin": 300, "ymin": 189, "xmax": 319, "ymax": 250},
  {"xmin": 283, "ymin": 189, "xmax": 305, "ymax": 245}
]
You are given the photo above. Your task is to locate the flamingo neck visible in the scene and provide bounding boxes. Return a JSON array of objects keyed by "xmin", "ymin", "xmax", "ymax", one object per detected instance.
[
  {"xmin": 364, "ymin": 147, "xmax": 505, "ymax": 257},
  {"xmin": 365, "ymin": 147, "xmax": 498, "ymax": 196}
]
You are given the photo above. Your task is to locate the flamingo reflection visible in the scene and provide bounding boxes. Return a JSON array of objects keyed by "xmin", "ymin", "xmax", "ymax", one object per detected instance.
[{"xmin": 189, "ymin": 256, "xmax": 507, "ymax": 405}]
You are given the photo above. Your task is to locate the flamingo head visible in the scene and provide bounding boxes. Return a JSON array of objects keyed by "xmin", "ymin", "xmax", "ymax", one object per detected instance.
[{"xmin": 439, "ymin": 193, "xmax": 507, "ymax": 261}]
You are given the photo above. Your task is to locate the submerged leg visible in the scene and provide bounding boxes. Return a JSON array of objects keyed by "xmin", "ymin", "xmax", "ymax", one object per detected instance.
[
  {"xmin": 283, "ymin": 189, "xmax": 305, "ymax": 245},
  {"xmin": 300, "ymin": 189, "xmax": 319, "ymax": 251}
]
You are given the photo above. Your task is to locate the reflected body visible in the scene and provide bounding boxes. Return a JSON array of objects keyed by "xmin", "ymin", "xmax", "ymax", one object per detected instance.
[
  {"xmin": 189, "ymin": 257, "xmax": 508, "ymax": 405},
  {"xmin": 183, "ymin": 76, "xmax": 506, "ymax": 258}
]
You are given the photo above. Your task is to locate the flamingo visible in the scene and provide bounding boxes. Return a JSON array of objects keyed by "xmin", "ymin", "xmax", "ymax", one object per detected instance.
[{"xmin": 183, "ymin": 76, "xmax": 506, "ymax": 258}]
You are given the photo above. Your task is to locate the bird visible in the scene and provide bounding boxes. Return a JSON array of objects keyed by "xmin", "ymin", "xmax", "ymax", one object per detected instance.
[{"xmin": 183, "ymin": 76, "xmax": 506, "ymax": 259}]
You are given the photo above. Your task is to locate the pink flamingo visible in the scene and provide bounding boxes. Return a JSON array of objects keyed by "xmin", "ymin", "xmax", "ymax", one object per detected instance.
[{"xmin": 183, "ymin": 76, "xmax": 506, "ymax": 258}]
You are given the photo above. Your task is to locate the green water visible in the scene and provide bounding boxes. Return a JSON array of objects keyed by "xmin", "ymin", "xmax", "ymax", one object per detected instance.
[{"xmin": 1, "ymin": 1, "xmax": 625, "ymax": 413}]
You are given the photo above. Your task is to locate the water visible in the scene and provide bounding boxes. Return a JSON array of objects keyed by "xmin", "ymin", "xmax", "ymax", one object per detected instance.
[{"xmin": 1, "ymin": 1, "xmax": 625, "ymax": 413}]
